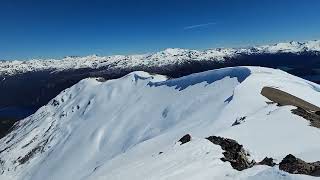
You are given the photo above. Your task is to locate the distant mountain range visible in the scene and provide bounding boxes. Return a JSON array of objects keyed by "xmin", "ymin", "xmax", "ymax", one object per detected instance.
[
  {"xmin": 1, "ymin": 40, "xmax": 320, "ymax": 76},
  {"xmin": 0, "ymin": 40, "xmax": 320, "ymax": 136}
]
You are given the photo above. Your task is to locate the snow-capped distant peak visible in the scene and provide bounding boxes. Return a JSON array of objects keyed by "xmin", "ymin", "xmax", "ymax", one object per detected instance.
[
  {"xmin": 161, "ymin": 48, "xmax": 189, "ymax": 54},
  {"xmin": 0, "ymin": 40, "xmax": 320, "ymax": 76},
  {"xmin": 259, "ymin": 40, "xmax": 320, "ymax": 53}
]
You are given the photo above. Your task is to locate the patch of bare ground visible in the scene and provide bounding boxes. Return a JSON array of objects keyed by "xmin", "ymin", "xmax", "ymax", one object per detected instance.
[
  {"xmin": 292, "ymin": 108, "xmax": 320, "ymax": 128},
  {"xmin": 261, "ymin": 87, "xmax": 320, "ymax": 111},
  {"xmin": 261, "ymin": 86, "xmax": 320, "ymax": 128}
]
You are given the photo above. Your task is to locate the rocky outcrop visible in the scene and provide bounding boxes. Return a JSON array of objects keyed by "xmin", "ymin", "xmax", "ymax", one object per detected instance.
[
  {"xmin": 261, "ymin": 87, "xmax": 320, "ymax": 128},
  {"xmin": 206, "ymin": 136, "xmax": 255, "ymax": 170},
  {"xmin": 291, "ymin": 108, "xmax": 320, "ymax": 128},
  {"xmin": 261, "ymin": 87, "xmax": 320, "ymax": 112},
  {"xmin": 178, "ymin": 134, "xmax": 191, "ymax": 145},
  {"xmin": 279, "ymin": 154, "xmax": 320, "ymax": 177},
  {"xmin": 177, "ymin": 134, "xmax": 255, "ymax": 171},
  {"xmin": 257, "ymin": 157, "xmax": 276, "ymax": 167},
  {"xmin": 232, "ymin": 116, "xmax": 246, "ymax": 126},
  {"xmin": 176, "ymin": 134, "xmax": 320, "ymax": 177}
]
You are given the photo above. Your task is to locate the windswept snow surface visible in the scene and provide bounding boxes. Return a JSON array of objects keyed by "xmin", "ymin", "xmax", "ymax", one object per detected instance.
[
  {"xmin": 0, "ymin": 40, "xmax": 320, "ymax": 76},
  {"xmin": 1, "ymin": 67, "xmax": 320, "ymax": 180}
]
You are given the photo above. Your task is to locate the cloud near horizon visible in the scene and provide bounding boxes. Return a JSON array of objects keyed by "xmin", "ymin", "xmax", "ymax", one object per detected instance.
[{"xmin": 183, "ymin": 22, "xmax": 216, "ymax": 30}]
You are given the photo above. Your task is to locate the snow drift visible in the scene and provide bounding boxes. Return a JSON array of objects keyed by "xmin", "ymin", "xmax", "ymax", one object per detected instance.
[
  {"xmin": 1, "ymin": 40, "xmax": 320, "ymax": 128},
  {"xmin": 1, "ymin": 66, "xmax": 320, "ymax": 180}
]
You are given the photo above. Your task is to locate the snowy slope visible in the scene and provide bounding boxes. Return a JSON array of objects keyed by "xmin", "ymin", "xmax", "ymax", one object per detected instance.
[
  {"xmin": 0, "ymin": 67, "xmax": 320, "ymax": 180},
  {"xmin": 1, "ymin": 40, "xmax": 320, "ymax": 76}
]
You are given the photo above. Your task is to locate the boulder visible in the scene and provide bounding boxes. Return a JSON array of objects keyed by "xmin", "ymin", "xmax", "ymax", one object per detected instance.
[
  {"xmin": 178, "ymin": 134, "xmax": 191, "ymax": 145},
  {"xmin": 258, "ymin": 157, "xmax": 276, "ymax": 167},
  {"xmin": 206, "ymin": 136, "xmax": 255, "ymax": 171},
  {"xmin": 291, "ymin": 108, "xmax": 320, "ymax": 128},
  {"xmin": 279, "ymin": 154, "xmax": 320, "ymax": 177}
]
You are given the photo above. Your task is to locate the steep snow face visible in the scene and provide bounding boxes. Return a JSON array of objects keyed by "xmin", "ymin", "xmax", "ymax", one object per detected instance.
[
  {"xmin": 1, "ymin": 67, "xmax": 320, "ymax": 180},
  {"xmin": 1, "ymin": 40, "xmax": 320, "ymax": 76}
]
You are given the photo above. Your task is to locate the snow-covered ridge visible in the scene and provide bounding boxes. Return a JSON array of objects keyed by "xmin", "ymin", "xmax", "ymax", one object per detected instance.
[
  {"xmin": 1, "ymin": 66, "xmax": 320, "ymax": 180},
  {"xmin": 1, "ymin": 40, "xmax": 320, "ymax": 76}
]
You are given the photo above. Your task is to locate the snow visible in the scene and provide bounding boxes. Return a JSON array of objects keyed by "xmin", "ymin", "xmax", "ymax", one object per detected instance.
[
  {"xmin": 259, "ymin": 41, "xmax": 305, "ymax": 53},
  {"xmin": 0, "ymin": 66, "xmax": 320, "ymax": 180},
  {"xmin": 93, "ymin": 138, "xmax": 229, "ymax": 180},
  {"xmin": 1, "ymin": 40, "xmax": 320, "ymax": 76}
]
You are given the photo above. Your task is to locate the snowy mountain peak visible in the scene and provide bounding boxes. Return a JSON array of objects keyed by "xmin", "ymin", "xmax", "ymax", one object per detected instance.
[
  {"xmin": 64, "ymin": 54, "xmax": 99, "ymax": 60},
  {"xmin": 1, "ymin": 66, "xmax": 320, "ymax": 180},
  {"xmin": 305, "ymin": 39, "xmax": 320, "ymax": 50},
  {"xmin": 161, "ymin": 48, "xmax": 191, "ymax": 55},
  {"xmin": 260, "ymin": 40, "xmax": 320, "ymax": 53}
]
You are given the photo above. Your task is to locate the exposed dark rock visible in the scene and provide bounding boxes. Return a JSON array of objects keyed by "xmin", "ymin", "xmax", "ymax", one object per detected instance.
[
  {"xmin": 311, "ymin": 162, "xmax": 320, "ymax": 176},
  {"xmin": 158, "ymin": 152, "xmax": 163, "ymax": 155},
  {"xmin": 178, "ymin": 134, "xmax": 191, "ymax": 145},
  {"xmin": 232, "ymin": 116, "xmax": 246, "ymax": 126},
  {"xmin": 279, "ymin": 154, "xmax": 320, "ymax": 177},
  {"xmin": 261, "ymin": 87, "xmax": 320, "ymax": 112},
  {"xmin": 17, "ymin": 138, "xmax": 49, "ymax": 165},
  {"xmin": 257, "ymin": 157, "xmax": 276, "ymax": 167},
  {"xmin": 95, "ymin": 77, "xmax": 106, "ymax": 82},
  {"xmin": 206, "ymin": 136, "xmax": 255, "ymax": 171},
  {"xmin": 0, "ymin": 158, "xmax": 4, "ymax": 174},
  {"xmin": 0, "ymin": 146, "xmax": 10, "ymax": 154},
  {"xmin": 161, "ymin": 108, "xmax": 169, "ymax": 118},
  {"xmin": 51, "ymin": 99, "xmax": 59, "ymax": 106},
  {"xmin": 266, "ymin": 101, "xmax": 276, "ymax": 105},
  {"xmin": 260, "ymin": 86, "xmax": 320, "ymax": 128},
  {"xmin": 18, "ymin": 146, "xmax": 42, "ymax": 165},
  {"xmin": 202, "ymin": 136, "xmax": 320, "ymax": 176},
  {"xmin": 292, "ymin": 108, "xmax": 320, "ymax": 128}
]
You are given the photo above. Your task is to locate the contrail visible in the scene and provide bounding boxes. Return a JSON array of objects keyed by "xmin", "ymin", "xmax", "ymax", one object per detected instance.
[{"xmin": 183, "ymin": 22, "xmax": 216, "ymax": 30}]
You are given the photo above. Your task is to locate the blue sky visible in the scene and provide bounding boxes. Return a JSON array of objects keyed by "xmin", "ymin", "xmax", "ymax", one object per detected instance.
[{"xmin": 1, "ymin": 0, "xmax": 320, "ymax": 60}]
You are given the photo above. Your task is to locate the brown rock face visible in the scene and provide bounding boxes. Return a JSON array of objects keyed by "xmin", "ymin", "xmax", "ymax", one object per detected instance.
[
  {"xmin": 261, "ymin": 86, "xmax": 320, "ymax": 128},
  {"xmin": 257, "ymin": 157, "xmax": 276, "ymax": 167},
  {"xmin": 206, "ymin": 136, "xmax": 255, "ymax": 171},
  {"xmin": 176, "ymin": 135, "xmax": 320, "ymax": 177},
  {"xmin": 279, "ymin": 154, "xmax": 320, "ymax": 177},
  {"xmin": 291, "ymin": 108, "xmax": 320, "ymax": 128},
  {"xmin": 261, "ymin": 87, "xmax": 320, "ymax": 112}
]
